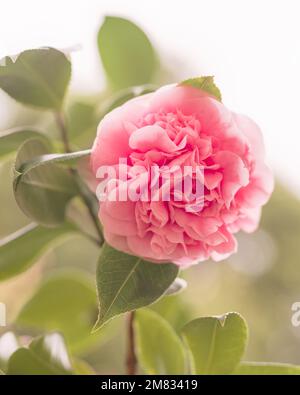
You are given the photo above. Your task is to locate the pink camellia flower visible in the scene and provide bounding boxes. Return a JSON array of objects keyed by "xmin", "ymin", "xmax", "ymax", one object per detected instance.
[{"xmin": 90, "ymin": 83, "xmax": 273, "ymax": 267}]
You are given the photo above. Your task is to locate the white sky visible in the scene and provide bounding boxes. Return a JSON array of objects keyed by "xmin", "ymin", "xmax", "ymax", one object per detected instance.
[{"xmin": 1, "ymin": 0, "xmax": 300, "ymax": 195}]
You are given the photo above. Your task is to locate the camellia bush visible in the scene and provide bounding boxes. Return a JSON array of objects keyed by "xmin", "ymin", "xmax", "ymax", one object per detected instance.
[{"xmin": 0, "ymin": 16, "xmax": 299, "ymax": 375}]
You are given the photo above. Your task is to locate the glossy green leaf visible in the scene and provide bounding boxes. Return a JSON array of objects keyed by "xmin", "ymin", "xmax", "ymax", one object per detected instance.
[
  {"xmin": 0, "ymin": 48, "xmax": 71, "ymax": 110},
  {"xmin": 181, "ymin": 312, "xmax": 248, "ymax": 375},
  {"xmin": 13, "ymin": 138, "xmax": 79, "ymax": 226},
  {"xmin": 17, "ymin": 271, "xmax": 110, "ymax": 353},
  {"xmin": 234, "ymin": 362, "xmax": 300, "ymax": 375},
  {"xmin": 180, "ymin": 76, "xmax": 222, "ymax": 101},
  {"xmin": 7, "ymin": 333, "xmax": 73, "ymax": 375},
  {"xmin": 0, "ymin": 222, "xmax": 76, "ymax": 281},
  {"xmin": 94, "ymin": 243, "xmax": 179, "ymax": 329},
  {"xmin": 98, "ymin": 16, "xmax": 157, "ymax": 89},
  {"xmin": 135, "ymin": 309, "xmax": 186, "ymax": 374},
  {"xmin": 0, "ymin": 128, "xmax": 49, "ymax": 159}
]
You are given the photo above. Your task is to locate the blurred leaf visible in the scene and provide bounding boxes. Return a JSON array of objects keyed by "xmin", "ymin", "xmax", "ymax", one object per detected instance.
[
  {"xmin": 17, "ymin": 271, "xmax": 113, "ymax": 354},
  {"xmin": 234, "ymin": 362, "xmax": 300, "ymax": 375},
  {"xmin": 7, "ymin": 333, "xmax": 73, "ymax": 375},
  {"xmin": 67, "ymin": 101, "xmax": 97, "ymax": 147},
  {"xmin": 0, "ymin": 222, "xmax": 76, "ymax": 281},
  {"xmin": 0, "ymin": 332, "xmax": 19, "ymax": 371},
  {"xmin": 14, "ymin": 138, "xmax": 79, "ymax": 226},
  {"xmin": 94, "ymin": 243, "xmax": 178, "ymax": 329},
  {"xmin": 164, "ymin": 278, "xmax": 187, "ymax": 296},
  {"xmin": 150, "ymin": 294, "xmax": 192, "ymax": 332},
  {"xmin": 180, "ymin": 76, "xmax": 222, "ymax": 101},
  {"xmin": 98, "ymin": 16, "xmax": 157, "ymax": 89},
  {"xmin": 72, "ymin": 358, "xmax": 95, "ymax": 375},
  {"xmin": 181, "ymin": 312, "xmax": 248, "ymax": 374},
  {"xmin": 0, "ymin": 128, "xmax": 49, "ymax": 160},
  {"xmin": 102, "ymin": 85, "xmax": 155, "ymax": 114},
  {"xmin": 135, "ymin": 309, "xmax": 186, "ymax": 374},
  {"xmin": 0, "ymin": 48, "xmax": 71, "ymax": 110}
]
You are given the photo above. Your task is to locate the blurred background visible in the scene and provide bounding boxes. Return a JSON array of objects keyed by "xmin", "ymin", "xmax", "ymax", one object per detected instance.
[{"xmin": 1, "ymin": 0, "xmax": 300, "ymax": 373}]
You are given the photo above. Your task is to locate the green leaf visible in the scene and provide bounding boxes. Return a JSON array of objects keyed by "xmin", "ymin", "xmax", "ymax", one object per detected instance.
[
  {"xmin": 234, "ymin": 362, "xmax": 300, "ymax": 375},
  {"xmin": 94, "ymin": 243, "xmax": 179, "ymax": 329},
  {"xmin": 0, "ymin": 222, "xmax": 76, "ymax": 281},
  {"xmin": 13, "ymin": 138, "xmax": 79, "ymax": 226},
  {"xmin": 17, "ymin": 271, "xmax": 112, "ymax": 354},
  {"xmin": 180, "ymin": 76, "xmax": 222, "ymax": 101},
  {"xmin": 98, "ymin": 16, "xmax": 157, "ymax": 89},
  {"xmin": 67, "ymin": 101, "xmax": 97, "ymax": 146},
  {"xmin": 102, "ymin": 85, "xmax": 155, "ymax": 114},
  {"xmin": 72, "ymin": 358, "xmax": 95, "ymax": 375},
  {"xmin": 0, "ymin": 48, "xmax": 71, "ymax": 110},
  {"xmin": 7, "ymin": 333, "xmax": 73, "ymax": 375},
  {"xmin": 0, "ymin": 128, "xmax": 48, "ymax": 160},
  {"xmin": 18, "ymin": 149, "xmax": 92, "ymax": 169},
  {"xmin": 181, "ymin": 312, "xmax": 248, "ymax": 375},
  {"xmin": 135, "ymin": 309, "xmax": 186, "ymax": 374},
  {"xmin": 150, "ymin": 294, "xmax": 192, "ymax": 333}
]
